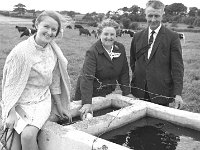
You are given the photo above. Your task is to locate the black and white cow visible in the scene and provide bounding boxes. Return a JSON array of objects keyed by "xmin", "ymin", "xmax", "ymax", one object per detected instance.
[
  {"xmin": 15, "ymin": 26, "xmax": 28, "ymax": 33},
  {"xmin": 178, "ymin": 33, "xmax": 185, "ymax": 40},
  {"xmin": 91, "ymin": 30, "xmax": 98, "ymax": 38},
  {"xmin": 20, "ymin": 28, "xmax": 37, "ymax": 38}
]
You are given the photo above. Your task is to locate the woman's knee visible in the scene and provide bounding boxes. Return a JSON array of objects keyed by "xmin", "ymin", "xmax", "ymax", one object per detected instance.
[{"xmin": 21, "ymin": 126, "xmax": 39, "ymax": 142}]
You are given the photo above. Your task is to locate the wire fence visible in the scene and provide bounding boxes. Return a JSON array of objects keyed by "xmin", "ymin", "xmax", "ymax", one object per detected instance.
[{"xmin": 78, "ymin": 74, "xmax": 176, "ymax": 150}]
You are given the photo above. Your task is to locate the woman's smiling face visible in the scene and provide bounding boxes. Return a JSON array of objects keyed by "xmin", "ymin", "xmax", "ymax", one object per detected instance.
[
  {"xmin": 100, "ymin": 26, "xmax": 116, "ymax": 48},
  {"xmin": 35, "ymin": 16, "xmax": 58, "ymax": 47}
]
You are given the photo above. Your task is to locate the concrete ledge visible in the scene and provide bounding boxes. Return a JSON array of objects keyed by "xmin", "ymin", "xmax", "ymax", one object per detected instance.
[
  {"xmin": 39, "ymin": 121, "xmax": 131, "ymax": 150},
  {"xmin": 64, "ymin": 102, "xmax": 146, "ymax": 135},
  {"xmin": 3, "ymin": 94, "xmax": 200, "ymax": 150},
  {"xmin": 146, "ymin": 101, "xmax": 200, "ymax": 131},
  {"xmin": 69, "ymin": 96, "xmax": 112, "ymax": 117}
]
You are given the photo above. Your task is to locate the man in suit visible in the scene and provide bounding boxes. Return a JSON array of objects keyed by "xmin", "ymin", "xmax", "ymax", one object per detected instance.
[{"xmin": 130, "ymin": 0, "xmax": 184, "ymax": 108}]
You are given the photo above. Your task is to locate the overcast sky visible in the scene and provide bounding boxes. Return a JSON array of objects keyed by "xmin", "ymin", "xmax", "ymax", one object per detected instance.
[{"xmin": 1, "ymin": 0, "xmax": 200, "ymax": 14}]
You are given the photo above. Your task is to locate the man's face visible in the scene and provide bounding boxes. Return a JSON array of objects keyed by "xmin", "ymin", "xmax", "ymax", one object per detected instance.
[{"xmin": 145, "ymin": 6, "xmax": 164, "ymax": 30}]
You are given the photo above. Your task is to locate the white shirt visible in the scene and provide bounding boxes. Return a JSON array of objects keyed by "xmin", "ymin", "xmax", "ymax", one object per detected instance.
[{"xmin": 147, "ymin": 24, "xmax": 161, "ymax": 59}]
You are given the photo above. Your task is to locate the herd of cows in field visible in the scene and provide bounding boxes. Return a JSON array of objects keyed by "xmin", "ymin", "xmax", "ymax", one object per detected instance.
[
  {"xmin": 15, "ymin": 23, "xmax": 136, "ymax": 39},
  {"xmin": 14, "ymin": 20, "xmax": 185, "ymax": 40},
  {"xmin": 67, "ymin": 24, "xmax": 136, "ymax": 38}
]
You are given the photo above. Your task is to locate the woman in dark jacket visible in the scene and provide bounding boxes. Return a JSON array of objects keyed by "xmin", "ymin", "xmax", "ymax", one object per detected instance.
[{"xmin": 74, "ymin": 18, "xmax": 133, "ymax": 118}]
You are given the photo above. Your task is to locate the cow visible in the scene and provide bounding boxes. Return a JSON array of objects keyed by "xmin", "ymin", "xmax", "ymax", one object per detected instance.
[
  {"xmin": 15, "ymin": 26, "xmax": 28, "ymax": 33},
  {"xmin": 116, "ymin": 29, "xmax": 123, "ymax": 37},
  {"xmin": 121, "ymin": 29, "xmax": 135, "ymax": 37},
  {"xmin": 178, "ymin": 33, "xmax": 185, "ymax": 40},
  {"xmin": 32, "ymin": 18, "xmax": 36, "ymax": 28},
  {"xmin": 79, "ymin": 28, "xmax": 91, "ymax": 36},
  {"xmin": 127, "ymin": 30, "xmax": 135, "ymax": 37},
  {"xmin": 20, "ymin": 28, "xmax": 37, "ymax": 38},
  {"xmin": 66, "ymin": 25, "xmax": 72, "ymax": 29},
  {"xmin": 91, "ymin": 30, "xmax": 98, "ymax": 38},
  {"xmin": 74, "ymin": 24, "xmax": 84, "ymax": 29}
]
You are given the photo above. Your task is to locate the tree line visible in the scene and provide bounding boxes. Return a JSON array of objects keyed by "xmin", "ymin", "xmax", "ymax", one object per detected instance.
[{"xmin": 1, "ymin": 3, "xmax": 200, "ymax": 29}]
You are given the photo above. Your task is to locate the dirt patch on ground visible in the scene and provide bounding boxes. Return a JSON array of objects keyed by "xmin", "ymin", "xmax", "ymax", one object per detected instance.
[{"xmin": 0, "ymin": 14, "xmax": 32, "ymax": 24}]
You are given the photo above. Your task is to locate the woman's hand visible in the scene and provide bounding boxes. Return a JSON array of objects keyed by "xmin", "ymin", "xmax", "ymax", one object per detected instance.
[
  {"xmin": 79, "ymin": 104, "xmax": 93, "ymax": 120},
  {"xmin": 57, "ymin": 108, "xmax": 72, "ymax": 123},
  {"xmin": 52, "ymin": 94, "xmax": 72, "ymax": 122},
  {"xmin": 61, "ymin": 109, "xmax": 72, "ymax": 123},
  {"xmin": 5, "ymin": 108, "xmax": 17, "ymax": 129}
]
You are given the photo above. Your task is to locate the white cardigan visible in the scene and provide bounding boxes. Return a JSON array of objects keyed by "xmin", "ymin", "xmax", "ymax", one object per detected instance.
[{"xmin": 1, "ymin": 36, "xmax": 71, "ymax": 124}]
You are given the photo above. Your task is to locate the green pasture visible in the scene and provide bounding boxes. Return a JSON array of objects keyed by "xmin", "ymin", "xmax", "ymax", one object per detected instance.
[{"xmin": 1, "ymin": 23, "xmax": 200, "ymax": 113}]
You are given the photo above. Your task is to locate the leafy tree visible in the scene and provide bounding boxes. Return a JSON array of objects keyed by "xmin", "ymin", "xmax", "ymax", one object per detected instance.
[
  {"xmin": 121, "ymin": 7, "xmax": 129, "ymax": 12},
  {"xmin": 67, "ymin": 11, "xmax": 79, "ymax": 18},
  {"xmin": 13, "ymin": 3, "xmax": 26, "ymax": 15},
  {"xmin": 96, "ymin": 13, "xmax": 105, "ymax": 22},
  {"xmin": 121, "ymin": 17, "xmax": 131, "ymax": 29},
  {"xmin": 197, "ymin": 9, "xmax": 200, "ymax": 17},
  {"xmin": 182, "ymin": 16, "xmax": 196, "ymax": 25},
  {"xmin": 165, "ymin": 5, "xmax": 173, "ymax": 16},
  {"xmin": 27, "ymin": 9, "xmax": 36, "ymax": 17},
  {"xmin": 188, "ymin": 7, "xmax": 198, "ymax": 17},
  {"xmin": 128, "ymin": 5, "xmax": 140, "ymax": 15},
  {"xmin": 193, "ymin": 17, "xmax": 200, "ymax": 26},
  {"xmin": 166, "ymin": 3, "xmax": 187, "ymax": 15},
  {"xmin": 83, "ymin": 13, "xmax": 94, "ymax": 22},
  {"xmin": 105, "ymin": 11, "xmax": 113, "ymax": 18}
]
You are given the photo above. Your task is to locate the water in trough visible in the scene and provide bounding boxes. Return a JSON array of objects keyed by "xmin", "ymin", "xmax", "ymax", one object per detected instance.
[{"xmin": 100, "ymin": 116, "xmax": 200, "ymax": 150}]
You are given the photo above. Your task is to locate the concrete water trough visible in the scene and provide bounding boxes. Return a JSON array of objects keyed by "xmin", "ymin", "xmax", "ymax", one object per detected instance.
[
  {"xmin": 36, "ymin": 94, "xmax": 200, "ymax": 150},
  {"xmin": 1, "ymin": 94, "xmax": 200, "ymax": 149}
]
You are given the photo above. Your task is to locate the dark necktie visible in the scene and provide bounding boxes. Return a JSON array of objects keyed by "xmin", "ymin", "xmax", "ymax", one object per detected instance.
[
  {"xmin": 147, "ymin": 30, "xmax": 155, "ymax": 59},
  {"xmin": 149, "ymin": 30, "xmax": 155, "ymax": 45},
  {"xmin": 135, "ymin": 30, "xmax": 156, "ymax": 60}
]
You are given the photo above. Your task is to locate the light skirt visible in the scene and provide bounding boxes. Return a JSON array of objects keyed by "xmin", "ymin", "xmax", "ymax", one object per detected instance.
[{"xmin": 14, "ymin": 98, "xmax": 51, "ymax": 134}]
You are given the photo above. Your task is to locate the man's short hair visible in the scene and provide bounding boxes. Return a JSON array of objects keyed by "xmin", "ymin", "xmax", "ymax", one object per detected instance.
[{"xmin": 146, "ymin": 0, "xmax": 165, "ymax": 10}]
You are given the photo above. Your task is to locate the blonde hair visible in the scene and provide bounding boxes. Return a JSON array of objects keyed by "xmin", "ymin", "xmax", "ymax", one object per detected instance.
[
  {"xmin": 35, "ymin": 11, "xmax": 61, "ymax": 37},
  {"xmin": 97, "ymin": 18, "xmax": 120, "ymax": 34}
]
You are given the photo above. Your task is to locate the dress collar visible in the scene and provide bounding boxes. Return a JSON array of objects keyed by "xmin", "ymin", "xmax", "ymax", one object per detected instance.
[{"xmin": 31, "ymin": 35, "xmax": 49, "ymax": 51}]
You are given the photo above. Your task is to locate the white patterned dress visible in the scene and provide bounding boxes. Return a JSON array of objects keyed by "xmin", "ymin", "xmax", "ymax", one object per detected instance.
[{"xmin": 15, "ymin": 39, "xmax": 61, "ymax": 132}]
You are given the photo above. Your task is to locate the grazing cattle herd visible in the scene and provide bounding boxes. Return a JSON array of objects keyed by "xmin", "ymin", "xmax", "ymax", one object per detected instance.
[{"xmin": 15, "ymin": 21, "xmax": 185, "ymax": 41}]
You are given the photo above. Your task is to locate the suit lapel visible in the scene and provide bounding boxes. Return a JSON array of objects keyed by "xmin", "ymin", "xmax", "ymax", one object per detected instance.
[
  {"xmin": 143, "ymin": 29, "xmax": 149, "ymax": 61},
  {"xmin": 147, "ymin": 26, "xmax": 165, "ymax": 63},
  {"xmin": 136, "ymin": 29, "xmax": 148, "ymax": 54}
]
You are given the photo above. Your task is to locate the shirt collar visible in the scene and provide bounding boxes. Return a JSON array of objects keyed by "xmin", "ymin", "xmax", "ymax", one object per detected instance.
[
  {"xmin": 32, "ymin": 35, "xmax": 49, "ymax": 51},
  {"xmin": 149, "ymin": 24, "xmax": 161, "ymax": 35}
]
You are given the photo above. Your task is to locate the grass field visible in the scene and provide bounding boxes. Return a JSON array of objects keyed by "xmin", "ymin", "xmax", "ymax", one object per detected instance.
[{"xmin": 1, "ymin": 17, "xmax": 200, "ymax": 114}]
